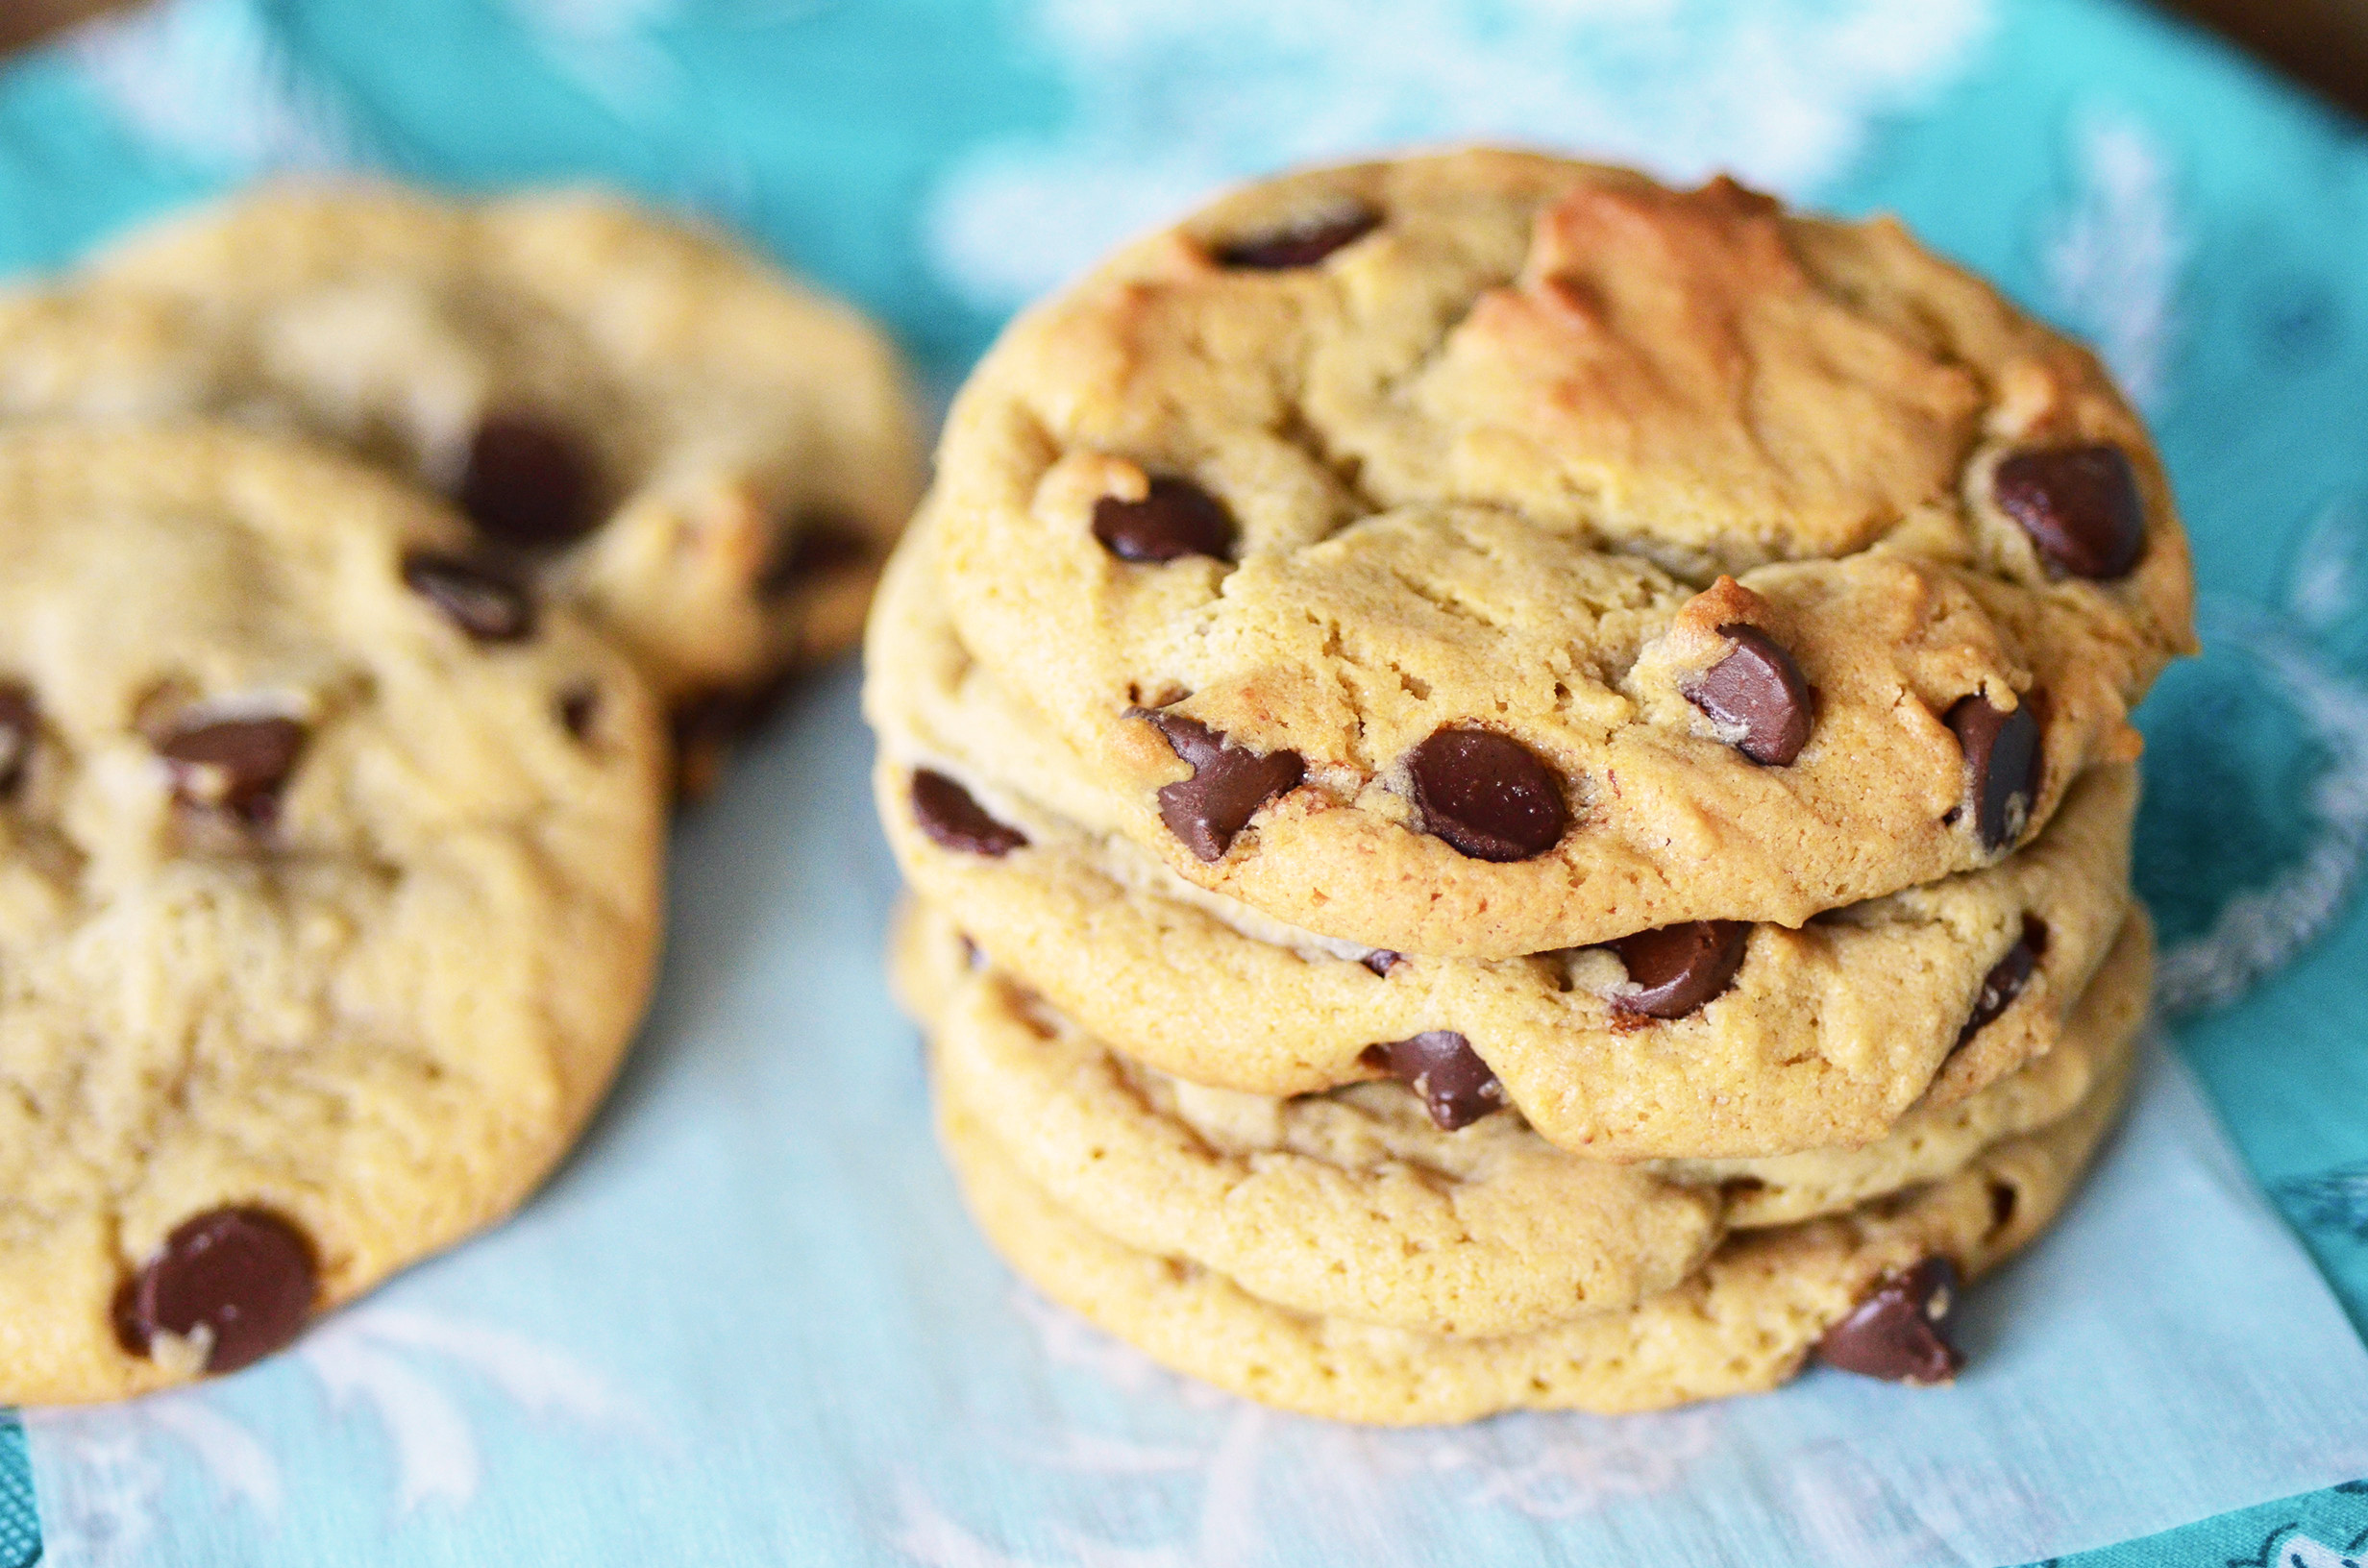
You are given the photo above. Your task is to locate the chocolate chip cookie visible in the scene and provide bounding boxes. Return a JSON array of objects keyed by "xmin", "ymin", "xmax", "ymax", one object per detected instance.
[
  {"xmin": 871, "ymin": 516, "xmax": 2142, "ymax": 1157},
  {"xmin": 921, "ymin": 150, "xmax": 2193, "ymax": 956},
  {"xmin": 0, "ymin": 426, "xmax": 667, "ymax": 1403},
  {"xmin": 934, "ymin": 1041, "xmax": 2130, "ymax": 1423},
  {"xmin": 900, "ymin": 899, "xmax": 2140, "ymax": 1342},
  {"xmin": 0, "ymin": 182, "xmax": 925, "ymax": 723}
]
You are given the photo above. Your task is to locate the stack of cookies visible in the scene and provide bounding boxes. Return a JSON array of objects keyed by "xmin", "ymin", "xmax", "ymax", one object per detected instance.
[
  {"xmin": 0, "ymin": 184, "xmax": 921, "ymax": 1402},
  {"xmin": 872, "ymin": 151, "xmax": 2196, "ymax": 1423}
]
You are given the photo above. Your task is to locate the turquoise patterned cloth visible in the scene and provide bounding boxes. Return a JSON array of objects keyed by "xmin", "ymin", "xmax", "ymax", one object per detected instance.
[{"xmin": 6, "ymin": 0, "xmax": 2368, "ymax": 1563}]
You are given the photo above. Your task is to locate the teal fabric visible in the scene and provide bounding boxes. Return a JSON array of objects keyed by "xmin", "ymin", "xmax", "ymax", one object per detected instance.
[
  {"xmin": 0, "ymin": 1416, "xmax": 35, "ymax": 1568},
  {"xmin": 5, "ymin": 0, "xmax": 2368, "ymax": 1563}
]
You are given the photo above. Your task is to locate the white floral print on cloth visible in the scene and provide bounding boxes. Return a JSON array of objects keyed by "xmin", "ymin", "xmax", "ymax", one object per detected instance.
[{"xmin": 923, "ymin": 0, "xmax": 1993, "ymax": 311}]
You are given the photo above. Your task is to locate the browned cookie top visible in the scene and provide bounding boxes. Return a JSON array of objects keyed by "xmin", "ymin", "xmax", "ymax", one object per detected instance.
[{"xmin": 920, "ymin": 149, "xmax": 2193, "ymax": 956}]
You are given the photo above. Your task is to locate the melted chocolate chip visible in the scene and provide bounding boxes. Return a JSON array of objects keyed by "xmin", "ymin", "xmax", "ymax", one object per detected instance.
[
  {"xmin": 119, "ymin": 1208, "xmax": 317, "ymax": 1374},
  {"xmin": 1405, "ymin": 726, "xmax": 1568, "ymax": 863},
  {"xmin": 157, "ymin": 716, "xmax": 308, "ymax": 828},
  {"xmin": 1608, "ymin": 920, "xmax": 1751, "ymax": 1019},
  {"xmin": 402, "ymin": 551, "xmax": 535, "ymax": 642},
  {"xmin": 1216, "ymin": 208, "xmax": 1382, "ymax": 270},
  {"xmin": 1946, "ymin": 693, "xmax": 2044, "ymax": 851},
  {"xmin": 458, "ymin": 414, "xmax": 596, "ymax": 550},
  {"xmin": 1955, "ymin": 916, "xmax": 2048, "ymax": 1050},
  {"xmin": 912, "ymin": 769, "xmax": 1028, "ymax": 857},
  {"xmin": 1143, "ymin": 712, "xmax": 1304, "ymax": 862},
  {"xmin": 1359, "ymin": 1031, "xmax": 1504, "ymax": 1131},
  {"xmin": 759, "ymin": 510, "xmax": 873, "ymax": 597},
  {"xmin": 1989, "ymin": 1181, "xmax": 2018, "ymax": 1231},
  {"xmin": 1092, "ymin": 478, "xmax": 1236, "ymax": 564},
  {"xmin": 1993, "ymin": 445, "xmax": 2146, "ymax": 579},
  {"xmin": 1683, "ymin": 625, "xmax": 1816, "ymax": 766},
  {"xmin": 1814, "ymin": 1256, "xmax": 1964, "ymax": 1384},
  {"xmin": 1362, "ymin": 949, "xmax": 1408, "ymax": 978},
  {"xmin": 0, "ymin": 682, "xmax": 36, "ymax": 796}
]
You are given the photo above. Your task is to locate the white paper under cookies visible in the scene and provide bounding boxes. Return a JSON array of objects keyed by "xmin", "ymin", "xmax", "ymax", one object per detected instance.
[{"xmin": 15, "ymin": 671, "xmax": 2368, "ymax": 1568}]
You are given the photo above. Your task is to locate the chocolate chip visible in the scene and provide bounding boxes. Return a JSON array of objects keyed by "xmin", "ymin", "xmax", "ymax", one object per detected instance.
[
  {"xmin": 1946, "ymin": 693, "xmax": 2044, "ymax": 851},
  {"xmin": 1093, "ymin": 478, "xmax": 1236, "ymax": 564},
  {"xmin": 759, "ymin": 510, "xmax": 873, "ymax": 598},
  {"xmin": 158, "ymin": 715, "xmax": 308, "ymax": 828},
  {"xmin": 1359, "ymin": 1032, "xmax": 1504, "ymax": 1131},
  {"xmin": 558, "ymin": 685, "xmax": 600, "ymax": 740},
  {"xmin": 1406, "ymin": 726, "xmax": 1568, "ymax": 863},
  {"xmin": 1993, "ymin": 445, "xmax": 2145, "ymax": 579},
  {"xmin": 1216, "ymin": 208, "xmax": 1381, "ymax": 269},
  {"xmin": 1989, "ymin": 1181, "xmax": 2018, "ymax": 1231},
  {"xmin": 402, "ymin": 551, "xmax": 534, "ymax": 642},
  {"xmin": 1142, "ymin": 712, "xmax": 1304, "ymax": 862},
  {"xmin": 1683, "ymin": 625, "xmax": 1816, "ymax": 766},
  {"xmin": 458, "ymin": 414, "xmax": 596, "ymax": 550},
  {"xmin": 1607, "ymin": 920, "xmax": 1751, "ymax": 1019},
  {"xmin": 0, "ymin": 682, "xmax": 36, "ymax": 796},
  {"xmin": 1814, "ymin": 1256, "xmax": 1964, "ymax": 1384},
  {"xmin": 118, "ymin": 1208, "xmax": 317, "ymax": 1374},
  {"xmin": 1362, "ymin": 949, "xmax": 1408, "ymax": 978},
  {"xmin": 1955, "ymin": 915, "xmax": 2047, "ymax": 1050},
  {"xmin": 912, "ymin": 769, "xmax": 1028, "ymax": 857}
]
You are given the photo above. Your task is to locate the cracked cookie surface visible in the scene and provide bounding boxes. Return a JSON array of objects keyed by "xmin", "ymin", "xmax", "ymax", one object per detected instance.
[
  {"xmin": 920, "ymin": 150, "xmax": 2192, "ymax": 956},
  {"xmin": 0, "ymin": 182, "xmax": 925, "ymax": 711},
  {"xmin": 0, "ymin": 427, "xmax": 667, "ymax": 1403}
]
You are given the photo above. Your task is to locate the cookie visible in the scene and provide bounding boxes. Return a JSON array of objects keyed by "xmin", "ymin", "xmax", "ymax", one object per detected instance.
[
  {"xmin": 1651, "ymin": 914, "xmax": 2147, "ymax": 1226},
  {"xmin": 915, "ymin": 149, "xmax": 2192, "ymax": 957},
  {"xmin": 870, "ymin": 517, "xmax": 2140, "ymax": 1157},
  {"xmin": 902, "ymin": 897, "xmax": 2142, "ymax": 1338},
  {"xmin": 0, "ymin": 181, "xmax": 925, "ymax": 720},
  {"xmin": 0, "ymin": 426, "xmax": 667, "ymax": 1404},
  {"xmin": 937, "ymin": 1038, "xmax": 2130, "ymax": 1423}
]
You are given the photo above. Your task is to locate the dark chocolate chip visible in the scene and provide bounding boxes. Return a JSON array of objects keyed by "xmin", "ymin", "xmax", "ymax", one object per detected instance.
[
  {"xmin": 120, "ymin": 1207, "xmax": 317, "ymax": 1374},
  {"xmin": 912, "ymin": 769, "xmax": 1028, "ymax": 857},
  {"xmin": 558, "ymin": 685, "xmax": 600, "ymax": 740},
  {"xmin": 1989, "ymin": 1181, "xmax": 2018, "ymax": 1230},
  {"xmin": 458, "ymin": 414, "xmax": 596, "ymax": 550},
  {"xmin": 1142, "ymin": 712, "xmax": 1304, "ymax": 862},
  {"xmin": 1954, "ymin": 915, "xmax": 2047, "ymax": 1050},
  {"xmin": 759, "ymin": 510, "xmax": 873, "ymax": 598},
  {"xmin": 1362, "ymin": 949, "xmax": 1408, "ymax": 978},
  {"xmin": 157, "ymin": 715, "xmax": 308, "ymax": 827},
  {"xmin": 1406, "ymin": 726, "xmax": 1568, "ymax": 863},
  {"xmin": 402, "ymin": 551, "xmax": 535, "ymax": 642},
  {"xmin": 1216, "ymin": 208, "xmax": 1382, "ymax": 270},
  {"xmin": 0, "ymin": 682, "xmax": 36, "ymax": 796},
  {"xmin": 1608, "ymin": 920, "xmax": 1751, "ymax": 1019},
  {"xmin": 1683, "ymin": 625, "xmax": 1816, "ymax": 766},
  {"xmin": 1993, "ymin": 445, "xmax": 2146, "ymax": 579},
  {"xmin": 1814, "ymin": 1256, "xmax": 1964, "ymax": 1384},
  {"xmin": 1946, "ymin": 693, "xmax": 2044, "ymax": 851},
  {"xmin": 1359, "ymin": 1031, "xmax": 1504, "ymax": 1131},
  {"xmin": 1092, "ymin": 478, "xmax": 1236, "ymax": 564}
]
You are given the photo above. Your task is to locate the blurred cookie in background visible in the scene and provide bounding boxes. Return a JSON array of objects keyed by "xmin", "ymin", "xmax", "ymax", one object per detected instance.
[
  {"xmin": 0, "ymin": 425, "xmax": 669, "ymax": 1403},
  {"xmin": 0, "ymin": 182, "xmax": 927, "ymax": 789}
]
